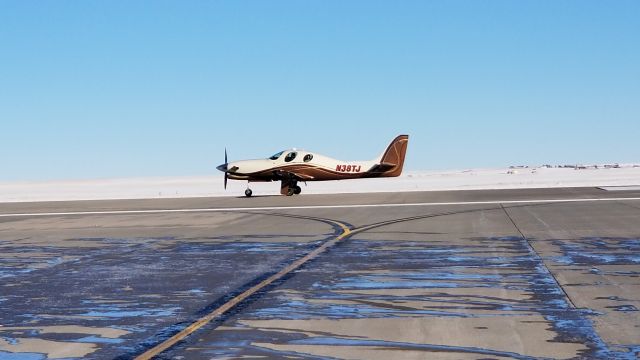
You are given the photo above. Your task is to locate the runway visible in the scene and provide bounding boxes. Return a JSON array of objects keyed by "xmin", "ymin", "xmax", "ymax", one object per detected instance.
[{"xmin": 1, "ymin": 188, "xmax": 640, "ymax": 359}]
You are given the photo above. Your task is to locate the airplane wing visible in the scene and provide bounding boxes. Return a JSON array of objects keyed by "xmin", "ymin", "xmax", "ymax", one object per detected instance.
[
  {"xmin": 292, "ymin": 172, "xmax": 315, "ymax": 181},
  {"xmin": 273, "ymin": 169, "xmax": 315, "ymax": 181}
]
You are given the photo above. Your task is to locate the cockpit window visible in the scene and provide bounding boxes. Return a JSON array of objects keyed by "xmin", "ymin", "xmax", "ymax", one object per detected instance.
[
  {"xmin": 303, "ymin": 154, "xmax": 313, "ymax": 162},
  {"xmin": 269, "ymin": 151, "xmax": 284, "ymax": 160},
  {"xmin": 284, "ymin": 152, "xmax": 297, "ymax": 162}
]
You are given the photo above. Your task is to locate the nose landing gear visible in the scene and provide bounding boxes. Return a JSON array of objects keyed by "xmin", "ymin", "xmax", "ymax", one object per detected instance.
[{"xmin": 244, "ymin": 181, "xmax": 253, "ymax": 197}]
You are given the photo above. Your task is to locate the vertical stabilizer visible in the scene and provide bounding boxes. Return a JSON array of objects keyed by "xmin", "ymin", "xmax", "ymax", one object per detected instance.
[{"xmin": 372, "ymin": 135, "xmax": 409, "ymax": 177}]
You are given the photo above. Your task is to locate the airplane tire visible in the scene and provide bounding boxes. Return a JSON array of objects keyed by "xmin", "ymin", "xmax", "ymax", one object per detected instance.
[
  {"xmin": 286, "ymin": 188, "xmax": 295, "ymax": 196},
  {"xmin": 245, "ymin": 189, "xmax": 253, "ymax": 197},
  {"xmin": 293, "ymin": 186, "xmax": 302, "ymax": 195}
]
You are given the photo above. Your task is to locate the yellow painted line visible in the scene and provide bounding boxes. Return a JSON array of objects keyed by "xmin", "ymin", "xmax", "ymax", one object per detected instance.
[
  {"xmin": 134, "ymin": 219, "xmax": 351, "ymax": 360},
  {"xmin": 137, "ymin": 213, "xmax": 466, "ymax": 358}
]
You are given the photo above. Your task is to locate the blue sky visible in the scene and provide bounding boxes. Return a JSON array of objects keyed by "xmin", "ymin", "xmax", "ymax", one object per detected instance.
[{"xmin": 1, "ymin": 1, "xmax": 638, "ymax": 181}]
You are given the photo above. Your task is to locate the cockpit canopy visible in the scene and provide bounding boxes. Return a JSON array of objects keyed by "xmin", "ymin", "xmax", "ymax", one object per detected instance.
[
  {"xmin": 268, "ymin": 150, "xmax": 313, "ymax": 163},
  {"xmin": 269, "ymin": 151, "xmax": 284, "ymax": 160}
]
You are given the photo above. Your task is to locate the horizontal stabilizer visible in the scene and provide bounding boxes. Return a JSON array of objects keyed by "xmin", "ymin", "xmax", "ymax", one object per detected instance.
[{"xmin": 368, "ymin": 162, "xmax": 396, "ymax": 173}]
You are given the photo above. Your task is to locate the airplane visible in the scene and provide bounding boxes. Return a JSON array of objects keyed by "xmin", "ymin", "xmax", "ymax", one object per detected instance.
[{"xmin": 217, "ymin": 134, "xmax": 409, "ymax": 197}]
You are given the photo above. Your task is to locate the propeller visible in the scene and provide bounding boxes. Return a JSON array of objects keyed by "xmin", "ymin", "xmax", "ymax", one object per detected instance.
[
  {"xmin": 224, "ymin": 148, "xmax": 228, "ymax": 189},
  {"xmin": 216, "ymin": 148, "xmax": 229, "ymax": 190}
]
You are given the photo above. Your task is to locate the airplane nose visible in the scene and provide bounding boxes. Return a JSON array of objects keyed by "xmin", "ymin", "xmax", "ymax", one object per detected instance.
[{"xmin": 216, "ymin": 164, "xmax": 227, "ymax": 172}]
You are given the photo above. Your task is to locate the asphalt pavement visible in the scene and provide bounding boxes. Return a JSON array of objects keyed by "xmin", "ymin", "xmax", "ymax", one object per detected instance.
[{"xmin": 1, "ymin": 188, "xmax": 639, "ymax": 359}]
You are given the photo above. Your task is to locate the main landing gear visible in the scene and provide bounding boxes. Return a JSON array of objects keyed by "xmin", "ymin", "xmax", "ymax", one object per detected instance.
[
  {"xmin": 281, "ymin": 178, "xmax": 302, "ymax": 196},
  {"xmin": 286, "ymin": 185, "xmax": 302, "ymax": 196}
]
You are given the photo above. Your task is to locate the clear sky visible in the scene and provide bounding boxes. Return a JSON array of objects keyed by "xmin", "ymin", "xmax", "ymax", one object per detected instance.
[{"xmin": 1, "ymin": 1, "xmax": 638, "ymax": 181}]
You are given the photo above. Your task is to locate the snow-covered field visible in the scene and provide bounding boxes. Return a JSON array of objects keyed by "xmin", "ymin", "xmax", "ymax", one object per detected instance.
[{"xmin": 1, "ymin": 166, "xmax": 639, "ymax": 203}]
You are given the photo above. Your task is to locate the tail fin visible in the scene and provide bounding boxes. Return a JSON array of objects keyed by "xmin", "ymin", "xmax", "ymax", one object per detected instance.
[{"xmin": 371, "ymin": 134, "xmax": 409, "ymax": 177}]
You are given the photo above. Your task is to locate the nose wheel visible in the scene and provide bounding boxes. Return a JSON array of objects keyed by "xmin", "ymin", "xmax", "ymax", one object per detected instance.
[{"xmin": 245, "ymin": 188, "xmax": 252, "ymax": 197}]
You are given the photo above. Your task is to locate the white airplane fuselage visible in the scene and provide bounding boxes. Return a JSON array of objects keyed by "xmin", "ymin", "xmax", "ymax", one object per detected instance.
[
  {"xmin": 217, "ymin": 135, "xmax": 408, "ymax": 196},
  {"xmin": 224, "ymin": 153, "xmax": 378, "ymax": 181}
]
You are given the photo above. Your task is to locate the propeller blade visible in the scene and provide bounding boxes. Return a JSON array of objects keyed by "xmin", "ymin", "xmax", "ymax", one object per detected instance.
[{"xmin": 223, "ymin": 148, "xmax": 229, "ymax": 190}]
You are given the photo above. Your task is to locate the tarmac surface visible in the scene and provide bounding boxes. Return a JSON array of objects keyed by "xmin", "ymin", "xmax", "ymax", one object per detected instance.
[{"xmin": 1, "ymin": 187, "xmax": 640, "ymax": 359}]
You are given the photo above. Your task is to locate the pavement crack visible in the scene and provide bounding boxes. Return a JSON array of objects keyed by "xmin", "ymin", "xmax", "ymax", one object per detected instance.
[{"xmin": 500, "ymin": 204, "xmax": 577, "ymax": 309}]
